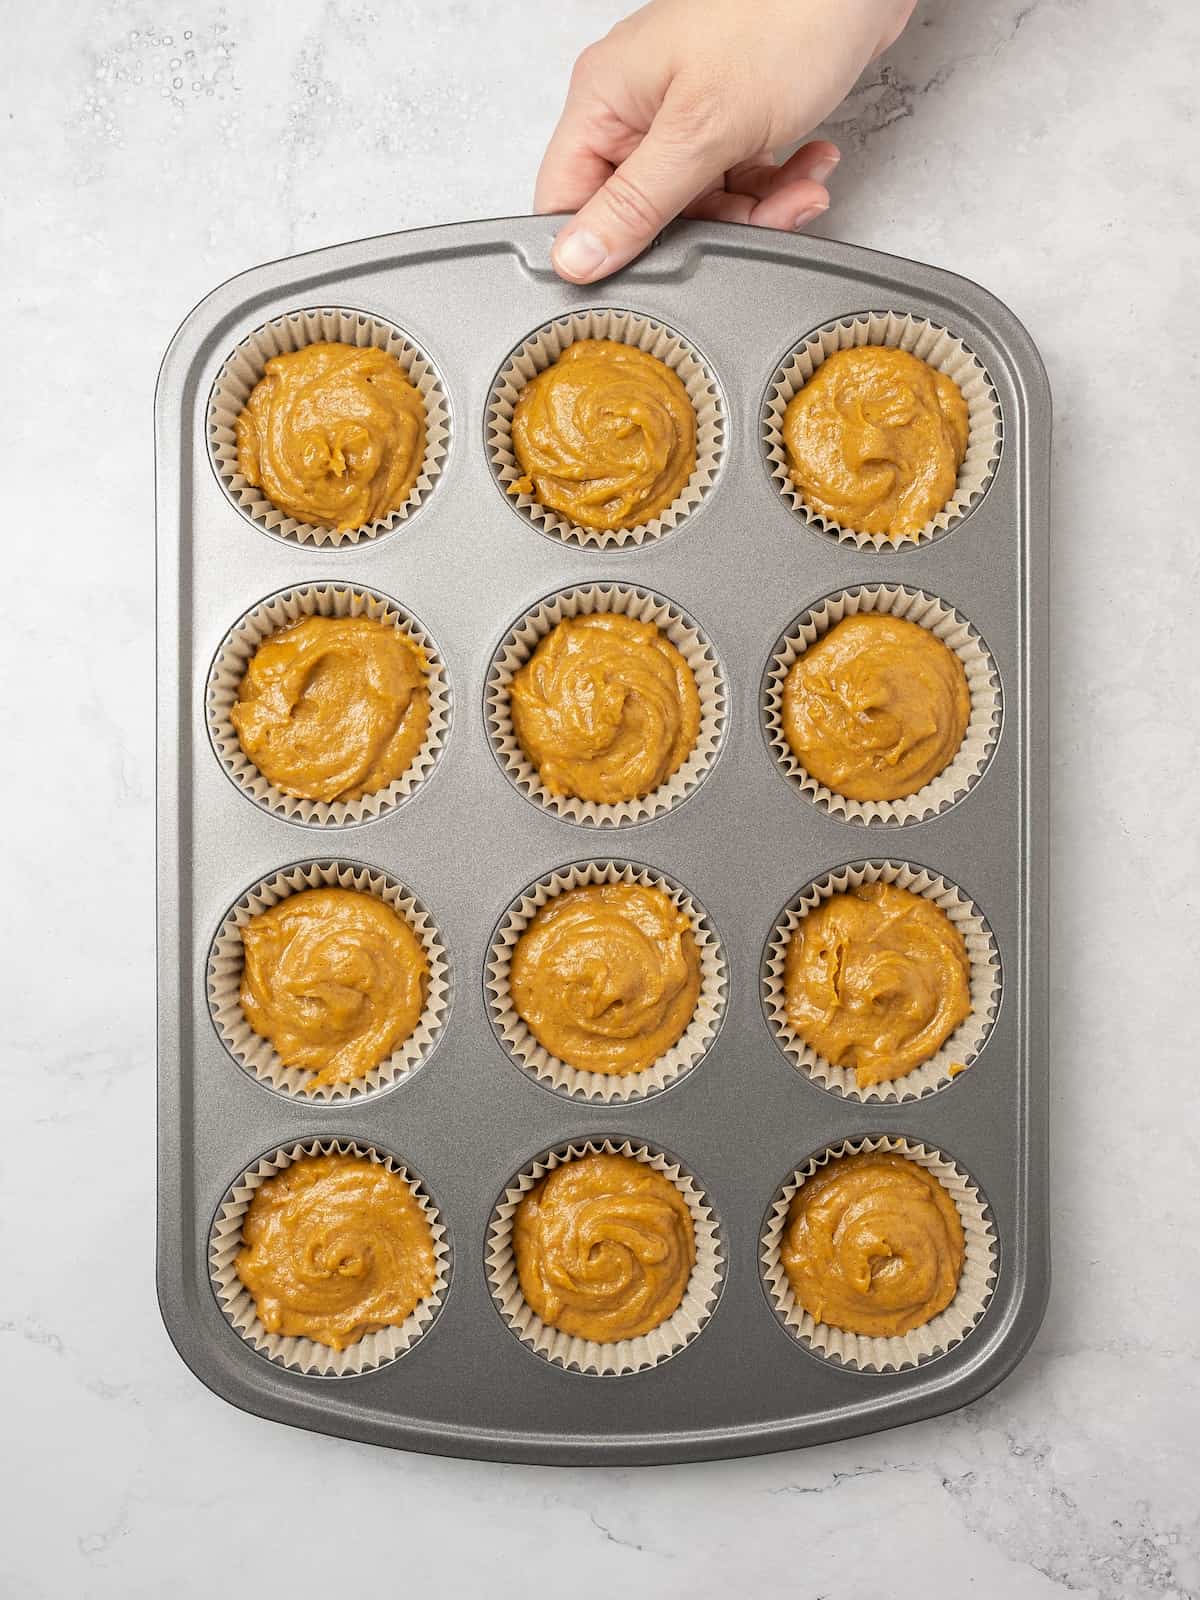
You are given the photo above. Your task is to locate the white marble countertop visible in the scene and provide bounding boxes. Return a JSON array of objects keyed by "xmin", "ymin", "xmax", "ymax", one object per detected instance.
[{"xmin": 5, "ymin": 1, "xmax": 1198, "ymax": 1594}]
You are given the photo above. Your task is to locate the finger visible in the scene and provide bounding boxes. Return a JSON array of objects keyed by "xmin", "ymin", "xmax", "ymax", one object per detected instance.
[
  {"xmin": 551, "ymin": 85, "xmax": 735, "ymax": 283},
  {"xmin": 734, "ymin": 141, "xmax": 840, "ymax": 201},
  {"xmin": 686, "ymin": 177, "xmax": 831, "ymax": 229},
  {"xmin": 749, "ymin": 177, "xmax": 831, "ymax": 230}
]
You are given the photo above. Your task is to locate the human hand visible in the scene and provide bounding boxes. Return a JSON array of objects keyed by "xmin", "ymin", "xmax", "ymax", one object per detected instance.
[{"xmin": 537, "ymin": 0, "xmax": 915, "ymax": 283}]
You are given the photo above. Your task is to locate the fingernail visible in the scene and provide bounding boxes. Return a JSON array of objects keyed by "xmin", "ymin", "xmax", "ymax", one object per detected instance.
[
  {"xmin": 807, "ymin": 153, "xmax": 841, "ymax": 184},
  {"xmin": 553, "ymin": 229, "xmax": 608, "ymax": 280},
  {"xmin": 792, "ymin": 202, "xmax": 829, "ymax": 230}
]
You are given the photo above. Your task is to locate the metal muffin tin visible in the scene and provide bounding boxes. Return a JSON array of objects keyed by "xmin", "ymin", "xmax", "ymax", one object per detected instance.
[{"xmin": 156, "ymin": 215, "xmax": 1049, "ymax": 1463}]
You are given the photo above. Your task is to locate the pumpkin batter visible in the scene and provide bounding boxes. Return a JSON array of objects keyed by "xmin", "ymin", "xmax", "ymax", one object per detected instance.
[
  {"xmin": 510, "ymin": 339, "xmax": 697, "ymax": 530},
  {"xmin": 236, "ymin": 341, "xmax": 426, "ymax": 531},
  {"xmin": 513, "ymin": 1152, "xmax": 695, "ymax": 1343},
  {"xmin": 231, "ymin": 613, "xmax": 430, "ymax": 804},
  {"xmin": 781, "ymin": 1150, "xmax": 965, "ymax": 1337},
  {"xmin": 511, "ymin": 612, "xmax": 700, "ymax": 804},
  {"xmin": 240, "ymin": 887, "xmax": 428, "ymax": 1093},
  {"xmin": 782, "ymin": 346, "xmax": 968, "ymax": 540},
  {"xmin": 234, "ymin": 1152, "xmax": 436, "ymax": 1351},
  {"xmin": 510, "ymin": 883, "xmax": 701, "ymax": 1075},
  {"xmin": 784, "ymin": 883, "xmax": 971, "ymax": 1087},
  {"xmin": 783, "ymin": 613, "xmax": 969, "ymax": 802}
]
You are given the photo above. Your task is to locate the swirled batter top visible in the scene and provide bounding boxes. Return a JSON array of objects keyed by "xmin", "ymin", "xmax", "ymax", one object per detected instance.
[
  {"xmin": 781, "ymin": 1150, "xmax": 965, "ymax": 1337},
  {"xmin": 234, "ymin": 1152, "xmax": 436, "ymax": 1350},
  {"xmin": 783, "ymin": 613, "xmax": 969, "ymax": 802},
  {"xmin": 231, "ymin": 614, "xmax": 430, "ymax": 804},
  {"xmin": 240, "ymin": 887, "xmax": 428, "ymax": 1093},
  {"xmin": 513, "ymin": 1152, "xmax": 695, "ymax": 1343},
  {"xmin": 784, "ymin": 882, "xmax": 970, "ymax": 1087},
  {"xmin": 510, "ymin": 339, "xmax": 697, "ymax": 530},
  {"xmin": 236, "ymin": 342, "xmax": 426, "ymax": 531},
  {"xmin": 510, "ymin": 883, "xmax": 701, "ymax": 1075},
  {"xmin": 782, "ymin": 346, "xmax": 968, "ymax": 540},
  {"xmin": 510, "ymin": 612, "xmax": 700, "ymax": 805}
]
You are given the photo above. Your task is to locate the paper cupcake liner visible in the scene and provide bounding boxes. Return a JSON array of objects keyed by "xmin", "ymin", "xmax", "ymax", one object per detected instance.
[
  {"xmin": 762, "ymin": 584, "xmax": 1001, "ymax": 825},
  {"xmin": 487, "ymin": 861, "xmax": 726, "ymax": 1104},
  {"xmin": 486, "ymin": 308, "xmax": 724, "ymax": 549},
  {"xmin": 762, "ymin": 311, "xmax": 1002, "ymax": 548},
  {"xmin": 761, "ymin": 1135, "xmax": 997, "ymax": 1372},
  {"xmin": 209, "ymin": 1137, "xmax": 450, "ymax": 1377},
  {"xmin": 486, "ymin": 1138, "xmax": 723, "ymax": 1375},
  {"xmin": 486, "ymin": 583, "xmax": 726, "ymax": 827},
  {"xmin": 207, "ymin": 306, "xmax": 450, "ymax": 548},
  {"xmin": 763, "ymin": 860, "xmax": 1000, "ymax": 1103},
  {"xmin": 207, "ymin": 582, "xmax": 450, "ymax": 827},
  {"xmin": 207, "ymin": 859, "xmax": 451, "ymax": 1103}
]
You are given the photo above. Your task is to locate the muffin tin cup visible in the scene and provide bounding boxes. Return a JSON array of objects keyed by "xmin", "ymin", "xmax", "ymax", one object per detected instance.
[
  {"xmin": 487, "ymin": 582, "xmax": 726, "ymax": 827},
  {"xmin": 487, "ymin": 860, "xmax": 727, "ymax": 1104},
  {"xmin": 207, "ymin": 860, "xmax": 451, "ymax": 1103},
  {"xmin": 208, "ymin": 1136, "xmax": 450, "ymax": 1377},
  {"xmin": 206, "ymin": 582, "xmax": 450, "ymax": 827},
  {"xmin": 486, "ymin": 307, "xmax": 724, "ymax": 548},
  {"xmin": 486, "ymin": 1138, "xmax": 723, "ymax": 1375},
  {"xmin": 208, "ymin": 306, "xmax": 450, "ymax": 548},
  {"xmin": 762, "ymin": 583, "xmax": 1002, "ymax": 825},
  {"xmin": 763, "ymin": 860, "xmax": 1000, "ymax": 1103},
  {"xmin": 762, "ymin": 310, "xmax": 1002, "ymax": 548},
  {"xmin": 760, "ymin": 1134, "xmax": 997, "ymax": 1373}
]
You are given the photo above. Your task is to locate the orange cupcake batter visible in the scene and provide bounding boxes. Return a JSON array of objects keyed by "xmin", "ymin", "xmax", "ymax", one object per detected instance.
[
  {"xmin": 510, "ymin": 339, "xmax": 697, "ymax": 530},
  {"xmin": 783, "ymin": 613, "xmax": 969, "ymax": 802},
  {"xmin": 511, "ymin": 613, "xmax": 700, "ymax": 804},
  {"xmin": 231, "ymin": 614, "xmax": 429, "ymax": 804},
  {"xmin": 781, "ymin": 1150, "xmax": 965, "ymax": 1337},
  {"xmin": 234, "ymin": 1152, "xmax": 436, "ymax": 1351},
  {"xmin": 782, "ymin": 346, "xmax": 968, "ymax": 540},
  {"xmin": 236, "ymin": 342, "xmax": 426, "ymax": 531},
  {"xmin": 240, "ymin": 887, "xmax": 428, "ymax": 1093},
  {"xmin": 513, "ymin": 1152, "xmax": 695, "ymax": 1343},
  {"xmin": 510, "ymin": 883, "xmax": 701, "ymax": 1075},
  {"xmin": 784, "ymin": 883, "xmax": 971, "ymax": 1087}
]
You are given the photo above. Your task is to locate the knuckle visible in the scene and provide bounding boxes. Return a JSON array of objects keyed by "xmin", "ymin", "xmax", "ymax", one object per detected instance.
[
  {"xmin": 569, "ymin": 42, "xmax": 604, "ymax": 88},
  {"xmin": 599, "ymin": 169, "xmax": 666, "ymax": 235}
]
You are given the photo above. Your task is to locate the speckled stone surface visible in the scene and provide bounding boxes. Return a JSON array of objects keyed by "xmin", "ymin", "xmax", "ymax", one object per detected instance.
[{"xmin": 4, "ymin": 2, "xmax": 1198, "ymax": 1595}]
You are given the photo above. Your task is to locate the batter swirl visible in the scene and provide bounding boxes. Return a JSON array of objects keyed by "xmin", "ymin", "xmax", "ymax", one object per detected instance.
[
  {"xmin": 236, "ymin": 341, "xmax": 426, "ymax": 531},
  {"xmin": 510, "ymin": 883, "xmax": 701, "ymax": 1075},
  {"xmin": 234, "ymin": 1152, "xmax": 436, "ymax": 1350},
  {"xmin": 782, "ymin": 346, "xmax": 968, "ymax": 540},
  {"xmin": 781, "ymin": 1150, "xmax": 965, "ymax": 1337},
  {"xmin": 239, "ymin": 887, "xmax": 428, "ymax": 1093},
  {"xmin": 513, "ymin": 1152, "xmax": 695, "ymax": 1342},
  {"xmin": 783, "ymin": 613, "xmax": 969, "ymax": 802},
  {"xmin": 511, "ymin": 612, "xmax": 700, "ymax": 804},
  {"xmin": 231, "ymin": 614, "xmax": 430, "ymax": 804},
  {"xmin": 510, "ymin": 339, "xmax": 697, "ymax": 530},
  {"xmin": 784, "ymin": 882, "xmax": 971, "ymax": 1087}
]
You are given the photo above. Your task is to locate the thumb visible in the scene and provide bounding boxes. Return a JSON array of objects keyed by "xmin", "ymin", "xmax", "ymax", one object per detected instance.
[{"xmin": 551, "ymin": 90, "xmax": 730, "ymax": 284}]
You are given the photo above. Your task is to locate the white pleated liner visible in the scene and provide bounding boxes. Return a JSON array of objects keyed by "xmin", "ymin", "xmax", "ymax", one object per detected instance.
[
  {"xmin": 208, "ymin": 860, "xmax": 450, "ymax": 1102},
  {"xmin": 486, "ymin": 308, "xmax": 725, "ymax": 549},
  {"xmin": 206, "ymin": 582, "xmax": 450, "ymax": 827},
  {"xmin": 761, "ymin": 1135, "xmax": 997, "ymax": 1372},
  {"xmin": 763, "ymin": 584, "xmax": 1001, "ymax": 825},
  {"xmin": 487, "ymin": 861, "xmax": 727, "ymax": 1104},
  {"xmin": 763, "ymin": 311, "xmax": 1002, "ymax": 548},
  {"xmin": 208, "ymin": 306, "xmax": 450, "ymax": 547},
  {"xmin": 209, "ymin": 1137, "xmax": 450, "ymax": 1377},
  {"xmin": 486, "ymin": 1138, "xmax": 723, "ymax": 1375},
  {"xmin": 763, "ymin": 860, "xmax": 1000, "ymax": 1103},
  {"xmin": 486, "ymin": 583, "xmax": 726, "ymax": 827}
]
